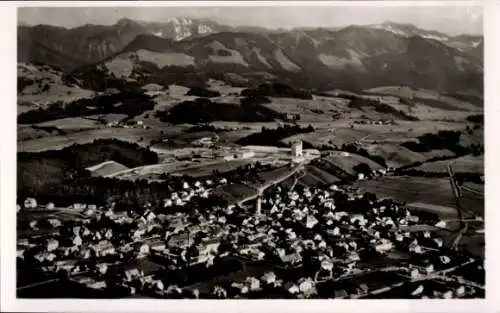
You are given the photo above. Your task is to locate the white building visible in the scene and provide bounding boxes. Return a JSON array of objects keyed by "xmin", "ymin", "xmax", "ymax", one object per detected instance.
[
  {"xmin": 72, "ymin": 235, "xmax": 83, "ymax": 247},
  {"xmin": 224, "ymin": 150, "xmax": 256, "ymax": 161},
  {"xmin": 138, "ymin": 244, "xmax": 150, "ymax": 258},
  {"xmin": 425, "ymin": 264, "xmax": 434, "ymax": 274},
  {"xmin": 291, "ymin": 141, "xmax": 303, "ymax": 158},
  {"xmin": 374, "ymin": 239, "xmax": 394, "ymax": 253},
  {"xmin": 261, "ymin": 272, "xmax": 277, "ymax": 285},
  {"xmin": 24, "ymin": 198, "xmax": 37, "ymax": 209}
]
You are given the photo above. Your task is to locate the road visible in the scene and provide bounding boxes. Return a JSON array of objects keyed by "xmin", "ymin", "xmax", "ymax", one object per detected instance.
[
  {"xmin": 350, "ymin": 260, "xmax": 482, "ymax": 299},
  {"xmin": 356, "ymin": 134, "xmax": 373, "ymax": 145},
  {"xmin": 17, "ymin": 278, "xmax": 60, "ymax": 291},
  {"xmin": 447, "ymin": 161, "xmax": 468, "ymax": 250},
  {"xmin": 237, "ymin": 162, "xmax": 306, "ymax": 207},
  {"xmin": 289, "ymin": 169, "xmax": 306, "ymax": 192},
  {"xmin": 460, "ymin": 186, "xmax": 484, "ymax": 197}
]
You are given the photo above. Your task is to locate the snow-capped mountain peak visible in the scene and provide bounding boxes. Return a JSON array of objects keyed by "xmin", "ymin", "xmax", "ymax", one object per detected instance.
[
  {"xmin": 371, "ymin": 23, "xmax": 409, "ymax": 37},
  {"xmin": 198, "ymin": 24, "xmax": 213, "ymax": 35},
  {"xmin": 370, "ymin": 22, "xmax": 449, "ymax": 42}
]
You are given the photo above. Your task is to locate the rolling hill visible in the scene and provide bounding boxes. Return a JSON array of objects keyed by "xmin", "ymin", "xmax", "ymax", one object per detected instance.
[{"xmin": 17, "ymin": 17, "xmax": 233, "ymax": 71}]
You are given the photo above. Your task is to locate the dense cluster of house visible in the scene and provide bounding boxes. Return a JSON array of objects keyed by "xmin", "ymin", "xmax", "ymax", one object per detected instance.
[
  {"xmin": 17, "ymin": 176, "xmax": 482, "ymax": 299},
  {"xmin": 353, "ymin": 119, "xmax": 396, "ymax": 126},
  {"xmin": 105, "ymin": 119, "xmax": 146, "ymax": 129}
]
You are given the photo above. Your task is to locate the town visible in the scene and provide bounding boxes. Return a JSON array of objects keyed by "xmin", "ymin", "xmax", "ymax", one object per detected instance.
[{"xmin": 17, "ymin": 141, "xmax": 484, "ymax": 299}]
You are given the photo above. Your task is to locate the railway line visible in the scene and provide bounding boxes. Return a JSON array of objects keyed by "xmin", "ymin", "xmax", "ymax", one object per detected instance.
[{"xmin": 447, "ymin": 161, "xmax": 469, "ymax": 251}]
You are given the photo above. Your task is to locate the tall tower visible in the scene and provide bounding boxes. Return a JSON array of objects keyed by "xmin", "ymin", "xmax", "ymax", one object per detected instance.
[
  {"xmin": 256, "ymin": 190, "xmax": 263, "ymax": 216},
  {"xmin": 291, "ymin": 141, "xmax": 303, "ymax": 159},
  {"xmin": 256, "ymin": 196, "xmax": 262, "ymax": 216}
]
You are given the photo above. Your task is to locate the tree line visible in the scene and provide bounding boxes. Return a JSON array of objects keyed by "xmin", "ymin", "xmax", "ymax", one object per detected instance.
[
  {"xmin": 18, "ymin": 139, "xmax": 159, "ymax": 202},
  {"xmin": 240, "ymin": 83, "xmax": 313, "ymax": 100},
  {"xmin": 155, "ymin": 97, "xmax": 277, "ymax": 124},
  {"xmin": 401, "ymin": 129, "xmax": 483, "ymax": 156},
  {"xmin": 236, "ymin": 124, "xmax": 315, "ymax": 147}
]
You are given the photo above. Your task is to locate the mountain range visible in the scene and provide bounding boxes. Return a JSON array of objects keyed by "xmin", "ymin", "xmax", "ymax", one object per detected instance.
[{"xmin": 18, "ymin": 18, "xmax": 484, "ymax": 94}]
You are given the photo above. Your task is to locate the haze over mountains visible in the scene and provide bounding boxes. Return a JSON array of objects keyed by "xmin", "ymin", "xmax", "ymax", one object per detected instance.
[{"xmin": 18, "ymin": 17, "xmax": 483, "ymax": 95}]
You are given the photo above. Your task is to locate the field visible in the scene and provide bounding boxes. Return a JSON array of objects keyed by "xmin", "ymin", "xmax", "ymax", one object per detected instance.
[
  {"xmin": 293, "ymin": 164, "xmax": 341, "ymax": 187},
  {"xmin": 404, "ymin": 202, "xmax": 458, "ymax": 218},
  {"xmin": 110, "ymin": 163, "xmax": 183, "ymax": 180},
  {"xmin": 18, "ymin": 125, "xmax": 58, "ymax": 141},
  {"xmin": 261, "ymin": 97, "xmax": 345, "ymax": 121},
  {"xmin": 363, "ymin": 143, "xmax": 454, "ymax": 168},
  {"xmin": 413, "ymin": 154, "xmax": 484, "ymax": 174},
  {"xmin": 461, "ymin": 192, "xmax": 484, "ymax": 218},
  {"xmin": 19, "ymin": 85, "xmax": 96, "ymax": 106},
  {"xmin": 323, "ymin": 153, "xmax": 383, "ymax": 175},
  {"xmin": 86, "ymin": 161, "xmax": 129, "ymax": 177},
  {"xmin": 216, "ymin": 129, "xmax": 261, "ymax": 142},
  {"xmin": 18, "ymin": 207, "xmax": 90, "ymax": 225},
  {"xmin": 173, "ymin": 131, "xmax": 218, "ymax": 143},
  {"xmin": 18, "ymin": 102, "xmax": 42, "ymax": 115},
  {"xmin": 17, "ymin": 127, "xmax": 166, "ymax": 153},
  {"xmin": 281, "ymin": 119, "xmax": 467, "ymax": 149},
  {"xmin": 18, "ymin": 63, "xmax": 97, "ymax": 107},
  {"xmin": 260, "ymin": 94, "xmax": 442, "ymax": 122},
  {"xmin": 408, "ymin": 104, "xmax": 475, "ymax": 121},
  {"xmin": 365, "ymin": 86, "xmax": 480, "ymax": 111},
  {"xmin": 462, "ymin": 182, "xmax": 484, "ymax": 194},
  {"xmin": 282, "ymin": 127, "xmax": 372, "ymax": 148},
  {"xmin": 360, "ymin": 87, "xmax": 482, "ymax": 122},
  {"xmin": 113, "ymin": 158, "xmax": 253, "ymax": 181},
  {"xmin": 459, "ymin": 127, "xmax": 483, "ymax": 147},
  {"xmin": 460, "ymin": 234, "xmax": 485, "ymax": 258},
  {"xmin": 356, "ymin": 121, "xmax": 466, "ymax": 144},
  {"xmin": 171, "ymin": 159, "xmax": 252, "ymax": 177},
  {"xmin": 205, "ymin": 79, "xmax": 245, "ymax": 96},
  {"xmin": 355, "ymin": 176, "xmax": 457, "ymax": 210},
  {"xmin": 84, "ymin": 113, "xmax": 128, "ymax": 124},
  {"xmin": 213, "ymin": 183, "xmax": 258, "ymax": 204},
  {"xmin": 35, "ymin": 117, "xmax": 102, "ymax": 131}
]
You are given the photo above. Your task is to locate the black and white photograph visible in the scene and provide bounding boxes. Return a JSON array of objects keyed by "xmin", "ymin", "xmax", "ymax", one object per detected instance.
[{"xmin": 3, "ymin": 0, "xmax": 493, "ymax": 307}]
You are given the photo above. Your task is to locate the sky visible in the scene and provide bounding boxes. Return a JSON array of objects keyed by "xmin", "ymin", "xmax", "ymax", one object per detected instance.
[{"xmin": 18, "ymin": 5, "xmax": 483, "ymax": 36}]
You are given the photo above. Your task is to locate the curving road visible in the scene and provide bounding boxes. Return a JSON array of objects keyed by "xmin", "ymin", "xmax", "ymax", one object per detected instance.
[{"xmin": 237, "ymin": 162, "xmax": 306, "ymax": 207}]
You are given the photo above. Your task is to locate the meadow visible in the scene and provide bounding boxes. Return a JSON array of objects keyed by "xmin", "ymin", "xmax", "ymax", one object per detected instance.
[{"xmin": 355, "ymin": 176, "xmax": 457, "ymax": 210}]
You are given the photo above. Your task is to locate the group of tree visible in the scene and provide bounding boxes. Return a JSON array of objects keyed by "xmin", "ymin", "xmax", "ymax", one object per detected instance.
[
  {"xmin": 466, "ymin": 114, "xmax": 483, "ymax": 125},
  {"xmin": 185, "ymin": 86, "xmax": 221, "ymax": 98},
  {"xmin": 347, "ymin": 97, "xmax": 418, "ymax": 121},
  {"xmin": 155, "ymin": 97, "xmax": 275, "ymax": 124},
  {"xmin": 401, "ymin": 129, "xmax": 483, "ymax": 155},
  {"xmin": 18, "ymin": 139, "xmax": 159, "ymax": 202},
  {"xmin": 236, "ymin": 124, "xmax": 315, "ymax": 147},
  {"xmin": 352, "ymin": 163, "xmax": 373, "ymax": 176},
  {"xmin": 240, "ymin": 83, "xmax": 313, "ymax": 100},
  {"xmin": 185, "ymin": 124, "xmax": 222, "ymax": 133},
  {"xmin": 394, "ymin": 168, "xmax": 483, "ymax": 185}
]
